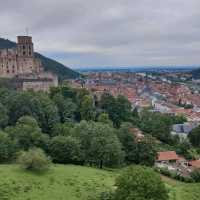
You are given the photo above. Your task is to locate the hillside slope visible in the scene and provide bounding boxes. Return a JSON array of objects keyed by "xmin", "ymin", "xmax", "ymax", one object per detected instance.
[
  {"xmin": 0, "ymin": 164, "xmax": 115, "ymax": 200},
  {"xmin": 0, "ymin": 164, "xmax": 200, "ymax": 200},
  {"xmin": 0, "ymin": 38, "xmax": 79, "ymax": 80}
]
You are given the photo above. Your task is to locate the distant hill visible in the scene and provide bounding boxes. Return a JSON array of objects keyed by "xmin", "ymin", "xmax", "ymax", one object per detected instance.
[
  {"xmin": 0, "ymin": 38, "xmax": 16, "ymax": 49},
  {"xmin": 191, "ymin": 67, "xmax": 200, "ymax": 79},
  {"xmin": 0, "ymin": 38, "xmax": 80, "ymax": 80}
]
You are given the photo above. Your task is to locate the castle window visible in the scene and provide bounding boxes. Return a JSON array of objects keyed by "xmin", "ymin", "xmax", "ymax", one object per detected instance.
[
  {"xmin": 23, "ymin": 51, "xmax": 26, "ymax": 55},
  {"xmin": 23, "ymin": 45, "xmax": 25, "ymax": 49},
  {"xmin": 7, "ymin": 70, "xmax": 9, "ymax": 73}
]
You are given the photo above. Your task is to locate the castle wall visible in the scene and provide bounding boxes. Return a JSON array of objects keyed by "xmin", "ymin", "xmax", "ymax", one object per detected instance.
[
  {"xmin": 0, "ymin": 36, "xmax": 58, "ymax": 92},
  {"xmin": 22, "ymin": 79, "xmax": 58, "ymax": 92},
  {"xmin": 0, "ymin": 49, "xmax": 18, "ymax": 78},
  {"xmin": 0, "ymin": 36, "xmax": 42, "ymax": 78}
]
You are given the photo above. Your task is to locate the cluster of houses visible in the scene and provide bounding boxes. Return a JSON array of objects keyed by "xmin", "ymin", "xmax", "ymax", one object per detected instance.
[
  {"xmin": 155, "ymin": 151, "xmax": 200, "ymax": 176},
  {"xmin": 171, "ymin": 122, "xmax": 200, "ymax": 139}
]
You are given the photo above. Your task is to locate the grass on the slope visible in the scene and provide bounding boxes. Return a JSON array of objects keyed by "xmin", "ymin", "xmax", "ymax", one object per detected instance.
[
  {"xmin": 0, "ymin": 164, "xmax": 115, "ymax": 200},
  {"xmin": 162, "ymin": 175, "xmax": 200, "ymax": 200},
  {"xmin": 0, "ymin": 164, "xmax": 200, "ymax": 200}
]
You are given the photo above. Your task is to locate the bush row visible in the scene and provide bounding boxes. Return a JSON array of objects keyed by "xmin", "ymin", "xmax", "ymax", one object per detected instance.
[{"xmin": 155, "ymin": 167, "xmax": 195, "ymax": 183}]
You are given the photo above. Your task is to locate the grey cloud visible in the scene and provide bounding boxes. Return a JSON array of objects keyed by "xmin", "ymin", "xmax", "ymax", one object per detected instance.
[{"xmin": 0, "ymin": 0, "xmax": 200, "ymax": 67}]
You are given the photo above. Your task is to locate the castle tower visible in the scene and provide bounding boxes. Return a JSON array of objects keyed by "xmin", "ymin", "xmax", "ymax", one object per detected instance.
[
  {"xmin": 16, "ymin": 36, "xmax": 41, "ymax": 74},
  {"xmin": 17, "ymin": 36, "xmax": 34, "ymax": 57}
]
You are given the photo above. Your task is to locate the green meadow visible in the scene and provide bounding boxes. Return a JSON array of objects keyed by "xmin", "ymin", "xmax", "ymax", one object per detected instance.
[
  {"xmin": 0, "ymin": 164, "xmax": 199, "ymax": 200},
  {"xmin": 162, "ymin": 175, "xmax": 200, "ymax": 200}
]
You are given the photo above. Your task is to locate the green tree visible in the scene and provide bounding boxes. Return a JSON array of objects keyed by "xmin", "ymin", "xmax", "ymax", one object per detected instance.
[
  {"xmin": 36, "ymin": 93, "xmax": 60, "ymax": 133},
  {"xmin": 135, "ymin": 136, "xmax": 156, "ymax": 166},
  {"xmin": 52, "ymin": 93, "xmax": 77, "ymax": 123},
  {"xmin": 17, "ymin": 148, "xmax": 51, "ymax": 171},
  {"xmin": 6, "ymin": 91, "xmax": 60, "ymax": 133},
  {"xmin": 116, "ymin": 95, "xmax": 132, "ymax": 121},
  {"xmin": 100, "ymin": 93, "xmax": 132, "ymax": 127},
  {"xmin": 176, "ymin": 139, "xmax": 192, "ymax": 158},
  {"xmin": 76, "ymin": 88, "xmax": 90, "ymax": 105},
  {"xmin": 80, "ymin": 95, "xmax": 95, "ymax": 121},
  {"xmin": 97, "ymin": 113, "xmax": 113, "ymax": 126},
  {"xmin": 117, "ymin": 123, "xmax": 137, "ymax": 164},
  {"xmin": 118, "ymin": 123, "xmax": 156, "ymax": 166},
  {"xmin": 138, "ymin": 110, "xmax": 183, "ymax": 145},
  {"xmin": 0, "ymin": 102, "xmax": 8, "ymax": 128},
  {"xmin": 72, "ymin": 121, "xmax": 124, "ymax": 168},
  {"xmin": 49, "ymin": 135, "xmax": 82, "ymax": 164},
  {"xmin": 0, "ymin": 87, "xmax": 15, "ymax": 106},
  {"xmin": 100, "ymin": 93, "xmax": 118, "ymax": 126},
  {"xmin": 61, "ymin": 85, "xmax": 78, "ymax": 100},
  {"xmin": 0, "ymin": 131, "xmax": 17, "ymax": 163},
  {"xmin": 6, "ymin": 116, "xmax": 49, "ymax": 151},
  {"xmin": 51, "ymin": 122, "xmax": 74, "ymax": 137},
  {"xmin": 114, "ymin": 166, "xmax": 168, "ymax": 200},
  {"xmin": 191, "ymin": 169, "xmax": 200, "ymax": 182},
  {"xmin": 189, "ymin": 125, "xmax": 200, "ymax": 147}
]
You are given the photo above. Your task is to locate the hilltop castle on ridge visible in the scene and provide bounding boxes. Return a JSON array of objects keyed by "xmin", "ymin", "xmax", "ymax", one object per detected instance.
[{"xmin": 0, "ymin": 36, "xmax": 58, "ymax": 91}]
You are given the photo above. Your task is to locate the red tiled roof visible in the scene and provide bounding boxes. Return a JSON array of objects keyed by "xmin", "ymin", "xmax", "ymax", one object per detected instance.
[
  {"xmin": 189, "ymin": 160, "xmax": 200, "ymax": 169},
  {"xmin": 157, "ymin": 151, "xmax": 179, "ymax": 161}
]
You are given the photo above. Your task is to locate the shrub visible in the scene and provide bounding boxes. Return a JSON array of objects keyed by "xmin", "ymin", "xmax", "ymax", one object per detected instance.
[
  {"xmin": 99, "ymin": 191, "xmax": 114, "ymax": 200},
  {"xmin": 156, "ymin": 167, "xmax": 194, "ymax": 183},
  {"xmin": 17, "ymin": 148, "xmax": 51, "ymax": 171},
  {"xmin": 158, "ymin": 167, "xmax": 171, "ymax": 177},
  {"xmin": 114, "ymin": 166, "xmax": 168, "ymax": 200},
  {"xmin": 191, "ymin": 169, "xmax": 200, "ymax": 182},
  {"xmin": 88, "ymin": 190, "xmax": 114, "ymax": 200}
]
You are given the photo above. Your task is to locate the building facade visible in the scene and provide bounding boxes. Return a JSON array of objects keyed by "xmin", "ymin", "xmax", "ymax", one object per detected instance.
[
  {"xmin": 0, "ymin": 36, "xmax": 42, "ymax": 77},
  {"xmin": 0, "ymin": 36, "xmax": 58, "ymax": 91}
]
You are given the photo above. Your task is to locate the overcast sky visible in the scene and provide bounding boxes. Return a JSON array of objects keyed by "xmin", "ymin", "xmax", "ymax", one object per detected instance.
[{"xmin": 0, "ymin": 0, "xmax": 200, "ymax": 68}]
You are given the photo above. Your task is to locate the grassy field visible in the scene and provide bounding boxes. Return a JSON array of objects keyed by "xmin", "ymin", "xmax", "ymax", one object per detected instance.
[
  {"xmin": 0, "ymin": 164, "xmax": 115, "ymax": 200},
  {"xmin": 162, "ymin": 175, "xmax": 200, "ymax": 200},
  {"xmin": 0, "ymin": 164, "xmax": 200, "ymax": 200}
]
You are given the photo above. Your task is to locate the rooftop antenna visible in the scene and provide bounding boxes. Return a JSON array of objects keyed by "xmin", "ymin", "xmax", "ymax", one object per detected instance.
[{"xmin": 25, "ymin": 27, "xmax": 29, "ymax": 36}]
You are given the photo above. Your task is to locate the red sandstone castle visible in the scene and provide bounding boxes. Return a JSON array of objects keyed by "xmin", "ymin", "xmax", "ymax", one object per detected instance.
[{"xmin": 0, "ymin": 36, "xmax": 58, "ymax": 91}]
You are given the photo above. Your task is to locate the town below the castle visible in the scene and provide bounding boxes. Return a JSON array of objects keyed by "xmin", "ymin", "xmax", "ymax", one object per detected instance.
[{"xmin": 71, "ymin": 71, "xmax": 200, "ymax": 125}]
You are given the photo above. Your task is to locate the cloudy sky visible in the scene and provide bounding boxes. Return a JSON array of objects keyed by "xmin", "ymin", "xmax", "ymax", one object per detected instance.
[{"xmin": 0, "ymin": 0, "xmax": 200, "ymax": 68}]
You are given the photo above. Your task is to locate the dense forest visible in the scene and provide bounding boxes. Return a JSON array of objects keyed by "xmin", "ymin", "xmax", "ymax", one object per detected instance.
[{"xmin": 0, "ymin": 85, "xmax": 199, "ymax": 169}]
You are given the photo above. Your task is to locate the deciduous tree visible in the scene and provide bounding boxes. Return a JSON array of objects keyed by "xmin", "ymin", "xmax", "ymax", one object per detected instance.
[{"xmin": 114, "ymin": 166, "xmax": 168, "ymax": 200}]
